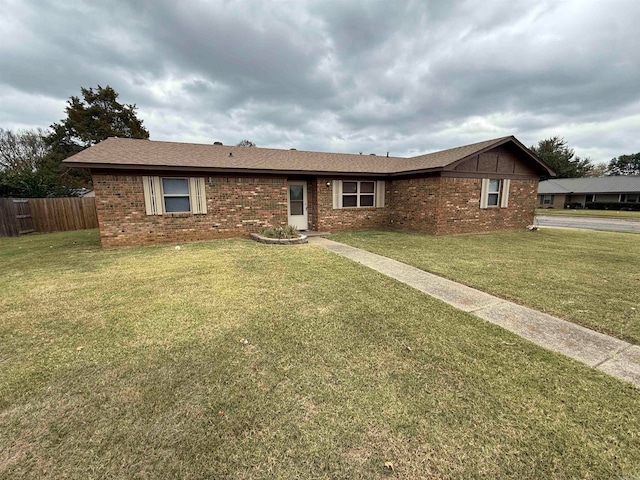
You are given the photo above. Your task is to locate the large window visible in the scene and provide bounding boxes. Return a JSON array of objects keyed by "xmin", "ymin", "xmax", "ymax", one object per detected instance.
[
  {"xmin": 620, "ymin": 194, "xmax": 639, "ymax": 203},
  {"xmin": 342, "ymin": 181, "xmax": 375, "ymax": 207},
  {"xmin": 142, "ymin": 176, "xmax": 207, "ymax": 215},
  {"xmin": 162, "ymin": 178, "xmax": 191, "ymax": 213}
]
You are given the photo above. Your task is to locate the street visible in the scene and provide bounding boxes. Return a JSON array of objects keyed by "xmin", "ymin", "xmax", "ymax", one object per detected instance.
[{"xmin": 535, "ymin": 215, "xmax": 640, "ymax": 233}]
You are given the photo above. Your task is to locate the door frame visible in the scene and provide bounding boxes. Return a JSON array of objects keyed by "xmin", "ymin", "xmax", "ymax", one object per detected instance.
[{"xmin": 287, "ymin": 181, "xmax": 308, "ymax": 230}]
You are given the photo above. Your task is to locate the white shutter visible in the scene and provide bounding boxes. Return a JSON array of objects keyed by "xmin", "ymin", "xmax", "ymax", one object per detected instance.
[
  {"xmin": 332, "ymin": 180, "xmax": 342, "ymax": 209},
  {"xmin": 142, "ymin": 176, "xmax": 162, "ymax": 215},
  {"xmin": 500, "ymin": 179, "xmax": 510, "ymax": 208},
  {"xmin": 376, "ymin": 180, "xmax": 385, "ymax": 207},
  {"xmin": 480, "ymin": 178, "xmax": 489, "ymax": 209},
  {"xmin": 189, "ymin": 177, "xmax": 207, "ymax": 214}
]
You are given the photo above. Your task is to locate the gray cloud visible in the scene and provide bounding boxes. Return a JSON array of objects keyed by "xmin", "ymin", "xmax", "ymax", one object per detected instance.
[{"xmin": 1, "ymin": 0, "xmax": 639, "ymax": 162}]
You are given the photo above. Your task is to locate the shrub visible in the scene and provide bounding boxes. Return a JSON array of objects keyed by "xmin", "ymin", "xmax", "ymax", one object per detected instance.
[
  {"xmin": 258, "ymin": 225, "xmax": 300, "ymax": 239},
  {"xmin": 564, "ymin": 202, "xmax": 584, "ymax": 209},
  {"xmin": 585, "ymin": 202, "xmax": 640, "ymax": 211}
]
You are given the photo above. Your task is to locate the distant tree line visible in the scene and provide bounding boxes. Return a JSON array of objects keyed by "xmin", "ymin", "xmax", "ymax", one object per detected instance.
[{"xmin": 530, "ymin": 136, "xmax": 638, "ymax": 178}]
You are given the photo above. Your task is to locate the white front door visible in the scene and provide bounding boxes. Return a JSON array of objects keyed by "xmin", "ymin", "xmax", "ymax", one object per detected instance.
[{"xmin": 287, "ymin": 181, "xmax": 308, "ymax": 230}]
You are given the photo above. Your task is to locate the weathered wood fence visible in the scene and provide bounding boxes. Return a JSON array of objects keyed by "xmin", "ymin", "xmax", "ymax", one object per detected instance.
[{"xmin": 0, "ymin": 197, "xmax": 98, "ymax": 237}]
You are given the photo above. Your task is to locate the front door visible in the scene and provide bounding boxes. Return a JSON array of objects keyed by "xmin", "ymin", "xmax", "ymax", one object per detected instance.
[{"xmin": 287, "ymin": 181, "xmax": 308, "ymax": 230}]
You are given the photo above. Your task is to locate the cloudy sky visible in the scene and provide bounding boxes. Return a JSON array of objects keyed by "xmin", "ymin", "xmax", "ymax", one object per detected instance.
[{"xmin": 1, "ymin": 0, "xmax": 639, "ymax": 163}]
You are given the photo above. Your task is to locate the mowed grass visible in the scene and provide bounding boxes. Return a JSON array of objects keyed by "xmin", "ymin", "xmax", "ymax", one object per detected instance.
[
  {"xmin": 536, "ymin": 208, "xmax": 640, "ymax": 220},
  {"xmin": 1, "ymin": 230, "xmax": 639, "ymax": 479},
  {"xmin": 331, "ymin": 229, "xmax": 640, "ymax": 344}
]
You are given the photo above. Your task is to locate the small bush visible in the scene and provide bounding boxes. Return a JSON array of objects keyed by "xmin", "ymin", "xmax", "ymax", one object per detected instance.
[
  {"xmin": 258, "ymin": 225, "xmax": 300, "ymax": 239},
  {"xmin": 564, "ymin": 202, "xmax": 584, "ymax": 209},
  {"xmin": 585, "ymin": 202, "xmax": 640, "ymax": 211}
]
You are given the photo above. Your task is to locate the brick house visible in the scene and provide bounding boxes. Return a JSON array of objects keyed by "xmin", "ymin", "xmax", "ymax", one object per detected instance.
[
  {"xmin": 538, "ymin": 176, "xmax": 640, "ymax": 208},
  {"xmin": 64, "ymin": 135, "xmax": 553, "ymax": 248}
]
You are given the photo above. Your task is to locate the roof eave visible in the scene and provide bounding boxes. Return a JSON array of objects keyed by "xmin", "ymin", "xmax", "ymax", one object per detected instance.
[{"xmin": 67, "ymin": 162, "xmax": 394, "ymax": 177}]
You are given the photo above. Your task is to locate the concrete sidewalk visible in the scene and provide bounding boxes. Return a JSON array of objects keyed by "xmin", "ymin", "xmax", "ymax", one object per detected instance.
[{"xmin": 309, "ymin": 237, "xmax": 640, "ymax": 387}]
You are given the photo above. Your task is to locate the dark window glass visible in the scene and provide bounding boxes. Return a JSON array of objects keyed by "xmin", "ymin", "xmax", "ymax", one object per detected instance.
[
  {"xmin": 342, "ymin": 182, "xmax": 357, "ymax": 193},
  {"xmin": 360, "ymin": 195, "xmax": 374, "ymax": 206},
  {"xmin": 163, "ymin": 178, "xmax": 189, "ymax": 195},
  {"xmin": 289, "ymin": 185, "xmax": 303, "ymax": 201},
  {"xmin": 488, "ymin": 193, "xmax": 499, "ymax": 206},
  {"xmin": 164, "ymin": 196, "xmax": 191, "ymax": 212},
  {"xmin": 360, "ymin": 182, "xmax": 375, "ymax": 193},
  {"xmin": 343, "ymin": 195, "xmax": 357, "ymax": 207},
  {"xmin": 290, "ymin": 201, "xmax": 303, "ymax": 215}
]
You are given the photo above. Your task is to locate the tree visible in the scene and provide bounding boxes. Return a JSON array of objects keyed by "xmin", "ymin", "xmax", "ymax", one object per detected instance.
[
  {"xmin": 50, "ymin": 85, "xmax": 149, "ymax": 148},
  {"xmin": 0, "ymin": 128, "xmax": 75, "ymax": 197},
  {"xmin": 585, "ymin": 163, "xmax": 608, "ymax": 177},
  {"xmin": 530, "ymin": 136, "xmax": 593, "ymax": 178},
  {"xmin": 236, "ymin": 139, "xmax": 256, "ymax": 147},
  {"xmin": 44, "ymin": 85, "xmax": 150, "ymax": 194},
  {"xmin": 0, "ymin": 128, "xmax": 49, "ymax": 172},
  {"xmin": 606, "ymin": 153, "xmax": 640, "ymax": 176}
]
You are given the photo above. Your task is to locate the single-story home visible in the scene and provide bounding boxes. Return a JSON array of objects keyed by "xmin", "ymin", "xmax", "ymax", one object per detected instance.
[
  {"xmin": 63, "ymin": 135, "xmax": 553, "ymax": 248},
  {"xmin": 538, "ymin": 176, "xmax": 640, "ymax": 208}
]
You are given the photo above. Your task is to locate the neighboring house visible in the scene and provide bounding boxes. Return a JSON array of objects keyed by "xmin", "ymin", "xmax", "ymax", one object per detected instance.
[
  {"xmin": 63, "ymin": 135, "xmax": 553, "ymax": 248},
  {"xmin": 538, "ymin": 176, "xmax": 640, "ymax": 208}
]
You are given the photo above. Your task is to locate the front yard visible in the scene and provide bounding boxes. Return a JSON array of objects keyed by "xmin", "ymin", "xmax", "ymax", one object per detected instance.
[
  {"xmin": 331, "ymin": 229, "xmax": 640, "ymax": 344},
  {"xmin": 1, "ymin": 230, "xmax": 639, "ymax": 479}
]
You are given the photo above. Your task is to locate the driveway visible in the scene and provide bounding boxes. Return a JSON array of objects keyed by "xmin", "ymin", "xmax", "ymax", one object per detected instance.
[{"xmin": 536, "ymin": 215, "xmax": 640, "ymax": 233}]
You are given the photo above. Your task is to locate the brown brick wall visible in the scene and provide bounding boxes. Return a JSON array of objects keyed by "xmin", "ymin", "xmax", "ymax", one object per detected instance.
[
  {"xmin": 310, "ymin": 177, "xmax": 391, "ymax": 232},
  {"xmin": 388, "ymin": 177, "xmax": 441, "ymax": 235},
  {"xmin": 388, "ymin": 177, "xmax": 537, "ymax": 235},
  {"xmin": 93, "ymin": 174, "xmax": 288, "ymax": 248},
  {"xmin": 433, "ymin": 178, "xmax": 537, "ymax": 235},
  {"xmin": 93, "ymin": 172, "xmax": 538, "ymax": 247}
]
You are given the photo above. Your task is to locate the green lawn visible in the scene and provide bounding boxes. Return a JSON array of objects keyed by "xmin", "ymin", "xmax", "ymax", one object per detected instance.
[
  {"xmin": 536, "ymin": 208, "xmax": 640, "ymax": 220},
  {"xmin": 1, "ymin": 230, "xmax": 639, "ymax": 479},
  {"xmin": 331, "ymin": 229, "xmax": 640, "ymax": 345}
]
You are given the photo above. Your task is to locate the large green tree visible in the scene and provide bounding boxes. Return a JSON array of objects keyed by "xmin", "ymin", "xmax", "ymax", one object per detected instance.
[
  {"xmin": 530, "ymin": 136, "xmax": 594, "ymax": 178},
  {"xmin": 45, "ymin": 85, "xmax": 150, "ymax": 192},
  {"xmin": 606, "ymin": 153, "xmax": 640, "ymax": 176}
]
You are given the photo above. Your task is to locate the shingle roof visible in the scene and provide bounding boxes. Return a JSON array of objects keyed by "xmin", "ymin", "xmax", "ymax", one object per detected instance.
[
  {"xmin": 538, "ymin": 176, "xmax": 640, "ymax": 194},
  {"xmin": 63, "ymin": 135, "xmax": 552, "ymax": 176}
]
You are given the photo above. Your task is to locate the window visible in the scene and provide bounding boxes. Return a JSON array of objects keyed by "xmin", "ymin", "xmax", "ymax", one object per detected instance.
[
  {"xmin": 162, "ymin": 178, "xmax": 190, "ymax": 212},
  {"xmin": 540, "ymin": 194, "xmax": 554, "ymax": 205},
  {"xmin": 342, "ymin": 181, "xmax": 375, "ymax": 208},
  {"xmin": 487, "ymin": 179, "xmax": 501, "ymax": 206},
  {"xmin": 332, "ymin": 180, "xmax": 385, "ymax": 209},
  {"xmin": 620, "ymin": 194, "xmax": 639, "ymax": 203},
  {"xmin": 586, "ymin": 194, "xmax": 594, "ymax": 203},
  {"xmin": 142, "ymin": 176, "xmax": 207, "ymax": 215},
  {"xmin": 480, "ymin": 178, "xmax": 510, "ymax": 209}
]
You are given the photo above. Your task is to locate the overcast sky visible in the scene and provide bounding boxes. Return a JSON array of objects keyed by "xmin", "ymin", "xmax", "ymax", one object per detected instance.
[{"xmin": 1, "ymin": 0, "xmax": 639, "ymax": 163}]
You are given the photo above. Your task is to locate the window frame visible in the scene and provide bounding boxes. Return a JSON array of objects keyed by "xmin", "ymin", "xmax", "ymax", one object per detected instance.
[
  {"xmin": 620, "ymin": 193, "xmax": 639, "ymax": 203},
  {"xmin": 143, "ymin": 176, "xmax": 207, "ymax": 216},
  {"xmin": 480, "ymin": 178, "xmax": 510, "ymax": 209},
  {"xmin": 487, "ymin": 179, "xmax": 501, "ymax": 207},
  {"xmin": 161, "ymin": 177, "xmax": 192, "ymax": 213},
  {"xmin": 341, "ymin": 180, "xmax": 376, "ymax": 208}
]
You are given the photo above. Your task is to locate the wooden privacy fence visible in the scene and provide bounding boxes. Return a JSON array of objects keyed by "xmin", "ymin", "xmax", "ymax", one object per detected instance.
[
  {"xmin": 0, "ymin": 199, "xmax": 34, "ymax": 237},
  {"xmin": 0, "ymin": 197, "xmax": 98, "ymax": 237}
]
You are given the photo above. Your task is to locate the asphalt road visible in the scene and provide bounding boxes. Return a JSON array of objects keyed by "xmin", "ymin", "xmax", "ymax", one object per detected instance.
[{"xmin": 535, "ymin": 215, "xmax": 640, "ymax": 233}]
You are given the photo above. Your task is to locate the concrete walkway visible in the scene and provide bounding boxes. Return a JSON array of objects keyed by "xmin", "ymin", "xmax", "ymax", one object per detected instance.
[{"xmin": 309, "ymin": 237, "xmax": 640, "ymax": 387}]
